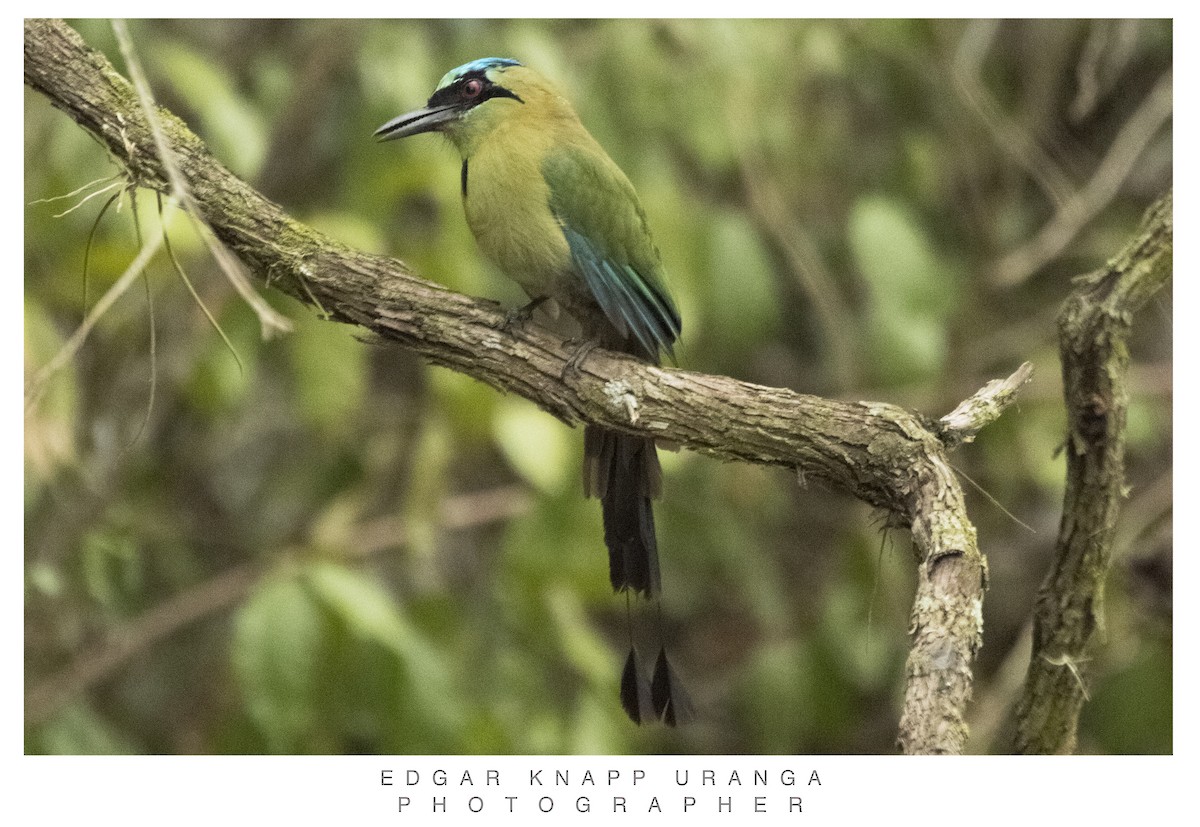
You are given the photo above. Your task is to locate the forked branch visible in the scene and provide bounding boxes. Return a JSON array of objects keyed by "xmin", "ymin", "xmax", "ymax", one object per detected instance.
[{"xmin": 25, "ymin": 18, "xmax": 1038, "ymax": 754}]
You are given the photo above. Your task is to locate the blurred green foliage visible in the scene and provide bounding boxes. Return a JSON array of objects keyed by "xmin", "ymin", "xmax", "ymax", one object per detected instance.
[{"xmin": 25, "ymin": 19, "xmax": 1171, "ymax": 754}]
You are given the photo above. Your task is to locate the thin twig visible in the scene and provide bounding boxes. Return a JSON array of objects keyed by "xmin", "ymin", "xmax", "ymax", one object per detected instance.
[
  {"xmin": 730, "ymin": 101, "xmax": 858, "ymax": 390},
  {"xmin": 110, "ymin": 19, "xmax": 291, "ymax": 339},
  {"xmin": 24, "ymin": 563, "xmax": 261, "ymax": 727},
  {"xmin": 81, "ymin": 189, "xmax": 122, "ymax": 315},
  {"xmin": 25, "ymin": 226, "xmax": 165, "ymax": 413},
  {"xmin": 965, "ymin": 620, "xmax": 1032, "ymax": 753},
  {"xmin": 30, "ymin": 173, "xmax": 122, "ymax": 205},
  {"xmin": 129, "ymin": 189, "xmax": 158, "ymax": 449},
  {"xmin": 346, "ymin": 484, "xmax": 533, "ymax": 557},
  {"xmin": 24, "ymin": 483, "xmax": 534, "ymax": 726},
  {"xmin": 50, "ymin": 178, "xmax": 123, "ymax": 218},
  {"xmin": 938, "ymin": 361, "xmax": 1035, "ymax": 447},
  {"xmin": 953, "ymin": 20, "xmax": 1074, "ymax": 210},
  {"xmin": 993, "ymin": 71, "xmax": 1173, "ymax": 287},
  {"xmin": 157, "ymin": 192, "xmax": 245, "ymax": 373},
  {"xmin": 949, "ymin": 460, "xmax": 1036, "ymax": 534},
  {"xmin": 1069, "ymin": 20, "xmax": 1141, "ymax": 124}
]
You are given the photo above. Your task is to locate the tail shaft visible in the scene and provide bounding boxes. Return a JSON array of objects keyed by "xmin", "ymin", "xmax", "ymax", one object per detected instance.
[{"xmin": 583, "ymin": 426, "xmax": 662, "ymax": 596}]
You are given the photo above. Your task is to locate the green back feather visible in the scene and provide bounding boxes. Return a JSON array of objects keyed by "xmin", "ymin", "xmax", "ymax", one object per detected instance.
[{"xmin": 543, "ymin": 146, "xmax": 680, "ymax": 361}]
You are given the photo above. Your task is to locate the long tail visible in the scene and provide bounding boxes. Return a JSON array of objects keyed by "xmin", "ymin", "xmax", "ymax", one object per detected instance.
[
  {"xmin": 582, "ymin": 426, "xmax": 662, "ymax": 596},
  {"xmin": 583, "ymin": 425, "xmax": 693, "ymax": 726}
]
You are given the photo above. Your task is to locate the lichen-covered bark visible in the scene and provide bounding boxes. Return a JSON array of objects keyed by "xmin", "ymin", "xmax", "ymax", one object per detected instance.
[
  {"xmin": 26, "ymin": 18, "xmax": 1024, "ymax": 754},
  {"xmin": 1013, "ymin": 193, "xmax": 1172, "ymax": 754},
  {"xmin": 898, "ymin": 451, "xmax": 986, "ymax": 754}
]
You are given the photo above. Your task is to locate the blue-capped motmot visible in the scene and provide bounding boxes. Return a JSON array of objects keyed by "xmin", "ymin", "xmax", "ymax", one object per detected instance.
[{"xmin": 376, "ymin": 58, "xmax": 691, "ymax": 726}]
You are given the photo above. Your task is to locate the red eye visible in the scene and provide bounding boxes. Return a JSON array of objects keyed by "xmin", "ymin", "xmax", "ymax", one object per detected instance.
[{"xmin": 462, "ymin": 78, "xmax": 484, "ymax": 99}]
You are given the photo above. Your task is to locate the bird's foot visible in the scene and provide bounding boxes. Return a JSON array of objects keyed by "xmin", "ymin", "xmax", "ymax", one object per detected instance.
[
  {"xmin": 499, "ymin": 296, "xmax": 549, "ymax": 332},
  {"xmin": 561, "ymin": 338, "xmax": 601, "ymax": 380}
]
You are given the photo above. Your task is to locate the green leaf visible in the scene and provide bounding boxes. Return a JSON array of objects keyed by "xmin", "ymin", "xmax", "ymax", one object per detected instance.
[
  {"xmin": 303, "ymin": 560, "xmax": 415, "ymax": 657},
  {"xmin": 867, "ymin": 313, "xmax": 947, "ymax": 384},
  {"xmin": 286, "ymin": 311, "xmax": 367, "ymax": 433},
  {"xmin": 184, "ymin": 302, "xmax": 261, "ymax": 417},
  {"xmin": 24, "ymin": 299, "xmax": 79, "ymax": 490},
  {"xmin": 230, "ymin": 568, "xmax": 326, "ymax": 752},
  {"xmin": 1084, "ymin": 639, "xmax": 1172, "ymax": 753},
  {"xmin": 431, "ymin": 368, "xmax": 498, "ymax": 438},
  {"xmin": 80, "ymin": 528, "xmax": 141, "ymax": 613},
  {"xmin": 737, "ymin": 641, "xmax": 815, "ymax": 752},
  {"xmin": 304, "ymin": 211, "xmax": 388, "ymax": 257},
  {"xmin": 849, "ymin": 195, "xmax": 957, "ymax": 382},
  {"xmin": 818, "ymin": 583, "xmax": 897, "ymax": 689},
  {"xmin": 850, "ymin": 195, "xmax": 950, "ymax": 316},
  {"xmin": 545, "ymin": 586, "xmax": 616, "ymax": 685},
  {"xmin": 303, "ymin": 561, "xmax": 461, "ymax": 736},
  {"xmin": 706, "ymin": 210, "xmax": 779, "ymax": 357},
  {"xmin": 493, "ymin": 400, "xmax": 572, "ymax": 493},
  {"xmin": 801, "ymin": 22, "xmax": 849, "ymax": 75},
  {"xmin": 28, "ymin": 703, "xmax": 137, "ymax": 755},
  {"xmin": 154, "ymin": 40, "xmax": 267, "ymax": 177}
]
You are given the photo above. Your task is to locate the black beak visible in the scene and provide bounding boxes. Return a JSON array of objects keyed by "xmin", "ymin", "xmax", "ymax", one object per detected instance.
[{"xmin": 374, "ymin": 104, "xmax": 460, "ymax": 141}]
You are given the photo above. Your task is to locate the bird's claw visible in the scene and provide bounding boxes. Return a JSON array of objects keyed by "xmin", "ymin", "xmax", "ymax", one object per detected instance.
[
  {"xmin": 499, "ymin": 296, "xmax": 549, "ymax": 332},
  {"xmin": 562, "ymin": 338, "xmax": 601, "ymax": 380}
]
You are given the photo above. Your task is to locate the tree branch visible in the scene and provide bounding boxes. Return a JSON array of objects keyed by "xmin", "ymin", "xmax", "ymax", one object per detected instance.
[
  {"xmin": 25, "ymin": 18, "xmax": 1028, "ymax": 754},
  {"xmin": 992, "ymin": 72, "xmax": 1173, "ymax": 288},
  {"xmin": 937, "ymin": 361, "xmax": 1035, "ymax": 449},
  {"xmin": 1012, "ymin": 191, "xmax": 1172, "ymax": 753},
  {"xmin": 24, "ymin": 563, "xmax": 261, "ymax": 728}
]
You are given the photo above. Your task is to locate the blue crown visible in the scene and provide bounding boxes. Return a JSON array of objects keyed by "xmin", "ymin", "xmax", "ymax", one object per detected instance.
[
  {"xmin": 454, "ymin": 57, "xmax": 521, "ymax": 76},
  {"xmin": 437, "ymin": 57, "xmax": 522, "ymax": 90}
]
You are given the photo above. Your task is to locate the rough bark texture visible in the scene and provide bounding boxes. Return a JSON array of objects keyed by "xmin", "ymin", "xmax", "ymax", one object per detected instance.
[
  {"xmin": 1013, "ymin": 192, "xmax": 1172, "ymax": 754},
  {"xmin": 25, "ymin": 18, "xmax": 1025, "ymax": 754}
]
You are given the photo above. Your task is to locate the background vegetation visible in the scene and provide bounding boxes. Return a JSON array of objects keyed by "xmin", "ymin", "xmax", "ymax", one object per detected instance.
[{"xmin": 24, "ymin": 19, "xmax": 1172, "ymax": 754}]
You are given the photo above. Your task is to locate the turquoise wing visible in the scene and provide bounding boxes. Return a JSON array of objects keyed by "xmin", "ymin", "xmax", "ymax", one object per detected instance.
[{"xmin": 543, "ymin": 146, "xmax": 681, "ymax": 361}]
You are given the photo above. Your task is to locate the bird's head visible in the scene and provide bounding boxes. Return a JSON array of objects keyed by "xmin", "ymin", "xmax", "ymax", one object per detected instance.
[{"xmin": 374, "ymin": 58, "xmax": 571, "ymax": 154}]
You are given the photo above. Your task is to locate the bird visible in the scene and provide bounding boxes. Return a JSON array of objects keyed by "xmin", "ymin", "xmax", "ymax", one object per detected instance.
[{"xmin": 376, "ymin": 58, "xmax": 692, "ymax": 726}]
